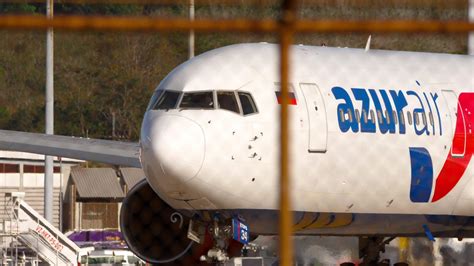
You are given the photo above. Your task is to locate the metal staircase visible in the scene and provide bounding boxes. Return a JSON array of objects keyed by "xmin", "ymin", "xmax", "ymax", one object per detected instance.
[{"xmin": 5, "ymin": 192, "xmax": 80, "ymax": 265}]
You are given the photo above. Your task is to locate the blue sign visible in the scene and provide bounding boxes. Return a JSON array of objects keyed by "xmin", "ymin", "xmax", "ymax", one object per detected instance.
[{"xmin": 232, "ymin": 218, "xmax": 249, "ymax": 245}]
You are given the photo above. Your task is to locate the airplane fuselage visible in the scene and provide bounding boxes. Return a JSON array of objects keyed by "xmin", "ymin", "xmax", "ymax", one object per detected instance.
[{"xmin": 140, "ymin": 43, "xmax": 474, "ymax": 237}]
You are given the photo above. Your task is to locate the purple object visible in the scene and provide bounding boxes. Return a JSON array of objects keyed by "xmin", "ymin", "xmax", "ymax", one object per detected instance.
[{"xmin": 68, "ymin": 230, "xmax": 127, "ymax": 249}]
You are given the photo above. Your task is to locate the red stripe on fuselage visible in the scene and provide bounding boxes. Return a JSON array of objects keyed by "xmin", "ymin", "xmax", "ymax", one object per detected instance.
[{"xmin": 432, "ymin": 93, "xmax": 474, "ymax": 202}]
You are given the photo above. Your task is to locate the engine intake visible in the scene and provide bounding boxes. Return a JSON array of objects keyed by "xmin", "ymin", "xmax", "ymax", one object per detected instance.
[{"xmin": 120, "ymin": 180, "xmax": 195, "ymax": 264}]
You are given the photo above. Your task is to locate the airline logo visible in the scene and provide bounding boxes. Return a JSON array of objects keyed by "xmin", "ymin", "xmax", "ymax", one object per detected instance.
[
  {"xmin": 332, "ymin": 87, "xmax": 473, "ymax": 203},
  {"xmin": 331, "ymin": 86, "xmax": 443, "ymax": 136},
  {"xmin": 430, "ymin": 92, "xmax": 473, "ymax": 202},
  {"xmin": 410, "ymin": 93, "xmax": 473, "ymax": 202}
]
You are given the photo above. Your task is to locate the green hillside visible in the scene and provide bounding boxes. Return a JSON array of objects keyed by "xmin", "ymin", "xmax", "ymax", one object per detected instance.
[{"xmin": 0, "ymin": 1, "xmax": 468, "ymax": 140}]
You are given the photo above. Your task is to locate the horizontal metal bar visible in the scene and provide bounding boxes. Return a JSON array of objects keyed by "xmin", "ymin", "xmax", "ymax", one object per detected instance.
[
  {"xmin": 295, "ymin": 19, "xmax": 474, "ymax": 33},
  {"xmin": 0, "ymin": 15, "xmax": 474, "ymax": 33},
  {"xmin": 0, "ymin": 0, "xmax": 467, "ymax": 8},
  {"xmin": 0, "ymin": 15, "xmax": 278, "ymax": 32},
  {"xmin": 0, "ymin": 0, "xmax": 269, "ymax": 5}
]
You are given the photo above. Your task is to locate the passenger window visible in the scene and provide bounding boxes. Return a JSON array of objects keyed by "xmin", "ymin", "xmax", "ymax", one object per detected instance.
[
  {"xmin": 153, "ymin": 91, "xmax": 181, "ymax": 110},
  {"xmin": 392, "ymin": 110, "xmax": 398, "ymax": 125},
  {"xmin": 180, "ymin": 91, "xmax": 214, "ymax": 109},
  {"xmin": 238, "ymin": 92, "xmax": 258, "ymax": 115},
  {"xmin": 355, "ymin": 109, "xmax": 360, "ymax": 123},
  {"xmin": 422, "ymin": 113, "xmax": 427, "ymax": 125},
  {"xmin": 384, "ymin": 110, "xmax": 391, "ymax": 124},
  {"xmin": 339, "ymin": 108, "xmax": 345, "ymax": 122},
  {"xmin": 377, "ymin": 110, "xmax": 383, "ymax": 124},
  {"xmin": 407, "ymin": 111, "xmax": 413, "ymax": 125},
  {"xmin": 399, "ymin": 111, "xmax": 405, "ymax": 125},
  {"xmin": 369, "ymin": 110, "xmax": 375, "ymax": 123},
  {"xmin": 429, "ymin": 112, "xmax": 434, "ymax": 126},
  {"xmin": 217, "ymin": 91, "xmax": 239, "ymax": 114},
  {"xmin": 347, "ymin": 108, "xmax": 353, "ymax": 122},
  {"xmin": 362, "ymin": 110, "xmax": 368, "ymax": 123}
]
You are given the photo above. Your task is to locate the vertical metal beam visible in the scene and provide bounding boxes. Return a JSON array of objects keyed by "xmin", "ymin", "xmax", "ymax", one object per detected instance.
[
  {"xmin": 71, "ymin": 183, "xmax": 76, "ymax": 231},
  {"xmin": 279, "ymin": 1, "xmax": 297, "ymax": 265},
  {"xmin": 44, "ymin": 0, "xmax": 54, "ymax": 223},
  {"xmin": 59, "ymin": 157, "xmax": 63, "ymax": 231},
  {"xmin": 189, "ymin": 0, "xmax": 195, "ymax": 59}
]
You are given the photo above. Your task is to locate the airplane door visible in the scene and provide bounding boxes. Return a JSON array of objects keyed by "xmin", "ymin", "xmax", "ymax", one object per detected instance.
[
  {"xmin": 442, "ymin": 90, "xmax": 466, "ymax": 157},
  {"xmin": 299, "ymin": 83, "xmax": 327, "ymax": 152}
]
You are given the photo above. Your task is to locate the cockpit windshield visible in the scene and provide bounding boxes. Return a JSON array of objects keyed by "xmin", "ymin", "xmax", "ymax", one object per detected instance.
[
  {"xmin": 217, "ymin": 91, "xmax": 239, "ymax": 113},
  {"xmin": 238, "ymin": 92, "xmax": 258, "ymax": 115},
  {"xmin": 153, "ymin": 91, "xmax": 181, "ymax": 110},
  {"xmin": 180, "ymin": 92, "xmax": 214, "ymax": 109},
  {"xmin": 146, "ymin": 90, "xmax": 163, "ymax": 110},
  {"xmin": 148, "ymin": 89, "xmax": 258, "ymax": 115}
]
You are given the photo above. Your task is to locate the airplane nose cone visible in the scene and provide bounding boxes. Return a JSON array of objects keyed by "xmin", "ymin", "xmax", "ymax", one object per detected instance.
[{"xmin": 141, "ymin": 114, "xmax": 205, "ymax": 199}]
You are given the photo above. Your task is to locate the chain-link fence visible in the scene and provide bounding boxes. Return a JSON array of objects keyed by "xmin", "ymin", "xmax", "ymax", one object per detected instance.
[{"xmin": 0, "ymin": 1, "xmax": 473, "ymax": 265}]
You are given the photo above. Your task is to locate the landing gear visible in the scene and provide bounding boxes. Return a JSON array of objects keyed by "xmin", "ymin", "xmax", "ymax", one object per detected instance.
[
  {"xmin": 203, "ymin": 216, "xmax": 232, "ymax": 263},
  {"xmin": 358, "ymin": 236, "xmax": 395, "ymax": 266},
  {"xmin": 191, "ymin": 214, "xmax": 245, "ymax": 264}
]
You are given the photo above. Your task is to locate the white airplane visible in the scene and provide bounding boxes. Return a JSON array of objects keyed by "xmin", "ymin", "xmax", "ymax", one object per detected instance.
[{"xmin": 0, "ymin": 43, "xmax": 473, "ymax": 265}]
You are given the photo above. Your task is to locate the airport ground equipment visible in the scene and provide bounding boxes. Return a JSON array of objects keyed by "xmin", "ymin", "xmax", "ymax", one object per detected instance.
[{"xmin": 5, "ymin": 192, "xmax": 81, "ymax": 265}]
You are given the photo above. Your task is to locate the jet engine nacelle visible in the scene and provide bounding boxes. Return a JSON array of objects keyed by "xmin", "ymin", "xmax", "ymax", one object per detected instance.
[{"xmin": 120, "ymin": 179, "xmax": 205, "ymax": 264}]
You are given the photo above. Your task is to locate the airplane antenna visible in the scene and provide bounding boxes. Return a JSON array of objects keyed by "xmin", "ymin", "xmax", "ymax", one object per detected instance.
[{"xmin": 365, "ymin": 35, "xmax": 372, "ymax": 52}]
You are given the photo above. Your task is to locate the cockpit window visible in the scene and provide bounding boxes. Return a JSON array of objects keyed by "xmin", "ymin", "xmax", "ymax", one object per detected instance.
[
  {"xmin": 149, "ymin": 89, "xmax": 258, "ymax": 115},
  {"xmin": 217, "ymin": 91, "xmax": 239, "ymax": 113},
  {"xmin": 153, "ymin": 90, "xmax": 181, "ymax": 110},
  {"xmin": 180, "ymin": 91, "xmax": 214, "ymax": 109},
  {"xmin": 147, "ymin": 90, "xmax": 163, "ymax": 110},
  {"xmin": 238, "ymin": 92, "xmax": 258, "ymax": 115}
]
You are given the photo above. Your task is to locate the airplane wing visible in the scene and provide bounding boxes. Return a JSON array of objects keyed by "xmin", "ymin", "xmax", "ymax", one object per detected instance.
[{"xmin": 0, "ymin": 130, "xmax": 141, "ymax": 168}]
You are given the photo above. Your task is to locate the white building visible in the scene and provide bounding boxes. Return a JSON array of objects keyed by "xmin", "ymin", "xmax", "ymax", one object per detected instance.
[{"xmin": 0, "ymin": 151, "xmax": 83, "ymax": 230}]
